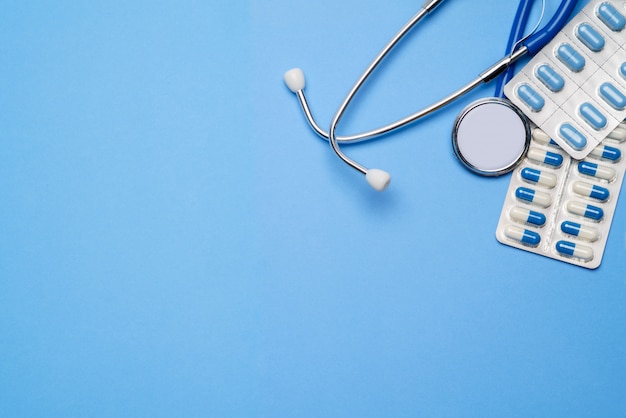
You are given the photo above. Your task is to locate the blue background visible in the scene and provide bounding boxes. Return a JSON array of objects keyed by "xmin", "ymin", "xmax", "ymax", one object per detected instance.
[{"xmin": 2, "ymin": 0, "xmax": 625, "ymax": 416}]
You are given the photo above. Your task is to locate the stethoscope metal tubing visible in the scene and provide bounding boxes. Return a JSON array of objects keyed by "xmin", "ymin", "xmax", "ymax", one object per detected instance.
[
  {"xmin": 296, "ymin": 47, "xmax": 528, "ymax": 145},
  {"xmin": 328, "ymin": 6, "xmax": 434, "ymax": 174}
]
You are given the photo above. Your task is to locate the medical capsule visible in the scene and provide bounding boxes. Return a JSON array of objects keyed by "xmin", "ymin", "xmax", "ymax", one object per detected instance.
[
  {"xmin": 589, "ymin": 144, "xmax": 621, "ymax": 162},
  {"xmin": 556, "ymin": 240, "xmax": 594, "ymax": 261},
  {"xmin": 578, "ymin": 161, "xmax": 616, "ymax": 181},
  {"xmin": 576, "ymin": 22, "xmax": 605, "ymax": 52},
  {"xmin": 531, "ymin": 128, "xmax": 558, "ymax": 146},
  {"xmin": 504, "ymin": 225, "xmax": 541, "ymax": 247},
  {"xmin": 561, "ymin": 221, "xmax": 600, "ymax": 242},
  {"xmin": 567, "ymin": 201, "xmax": 604, "ymax": 221},
  {"xmin": 608, "ymin": 124, "xmax": 626, "ymax": 142},
  {"xmin": 579, "ymin": 103, "xmax": 607, "ymax": 130},
  {"xmin": 596, "ymin": 2, "xmax": 626, "ymax": 31},
  {"xmin": 559, "ymin": 123, "xmax": 588, "ymax": 150},
  {"xmin": 520, "ymin": 167, "xmax": 557, "ymax": 188},
  {"xmin": 598, "ymin": 82, "xmax": 626, "ymax": 111},
  {"xmin": 517, "ymin": 83, "xmax": 545, "ymax": 112},
  {"xmin": 516, "ymin": 187, "xmax": 552, "ymax": 208},
  {"xmin": 572, "ymin": 181, "xmax": 610, "ymax": 201},
  {"xmin": 556, "ymin": 43, "xmax": 586, "ymax": 72},
  {"xmin": 528, "ymin": 147, "xmax": 563, "ymax": 167},
  {"xmin": 536, "ymin": 64, "xmax": 565, "ymax": 92},
  {"xmin": 510, "ymin": 206, "xmax": 547, "ymax": 226}
]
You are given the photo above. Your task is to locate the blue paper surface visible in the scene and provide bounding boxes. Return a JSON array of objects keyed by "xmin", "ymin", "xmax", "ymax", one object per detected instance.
[{"xmin": 2, "ymin": 0, "xmax": 625, "ymax": 416}]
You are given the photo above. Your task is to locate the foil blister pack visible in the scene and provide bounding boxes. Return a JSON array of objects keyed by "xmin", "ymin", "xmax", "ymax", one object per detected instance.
[{"xmin": 496, "ymin": 122, "xmax": 626, "ymax": 269}]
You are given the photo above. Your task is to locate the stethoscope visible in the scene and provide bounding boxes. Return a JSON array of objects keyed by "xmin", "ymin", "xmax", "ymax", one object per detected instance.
[{"xmin": 284, "ymin": 0, "xmax": 578, "ymax": 191}]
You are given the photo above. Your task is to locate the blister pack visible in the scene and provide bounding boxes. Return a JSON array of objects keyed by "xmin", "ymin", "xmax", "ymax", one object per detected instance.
[
  {"xmin": 496, "ymin": 122, "xmax": 626, "ymax": 269},
  {"xmin": 504, "ymin": 0, "xmax": 626, "ymax": 160}
]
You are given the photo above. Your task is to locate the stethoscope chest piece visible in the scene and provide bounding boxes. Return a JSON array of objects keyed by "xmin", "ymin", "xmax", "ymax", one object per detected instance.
[{"xmin": 452, "ymin": 98, "xmax": 531, "ymax": 176}]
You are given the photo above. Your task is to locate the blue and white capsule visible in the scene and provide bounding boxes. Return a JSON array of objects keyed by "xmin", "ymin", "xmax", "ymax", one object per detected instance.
[
  {"xmin": 535, "ymin": 64, "xmax": 565, "ymax": 92},
  {"xmin": 520, "ymin": 167, "xmax": 557, "ymax": 188},
  {"xmin": 576, "ymin": 23, "xmax": 605, "ymax": 52},
  {"xmin": 528, "ymin": 147, "xmax": 564, "ymax": 167},
  {"xmin": 531, "ymin": 128, "xmax": 558, "ymax": 146},
  {"xmin": 556, "ymin": 43, "xmax": 586, "ymax": 72},
  {"xmin": 572, "ymin": 181, "xmax": 610, "ymax": 201},
  {"xmin": 599, "ymin": 82, "xmax": 626, "ymax": 111},
  {"xmin": 608, "ymin": 124, "xmax": 626, "ymax": 142},
  {"xmin": 578, "ymin": 161, "xmax": 616, "ymax": 181},
  {"xmin": 589, "ymin": 144, "xmax": 621, "ymax": 162},
  {"xmin": 596, "ymin": 2, "xmax": 626, "ymax": 31},
  {"xmin": 567, "ymin": 200, "xmax": 604, "ymax": 221},
  {"xmin": 510, "ymin": 206, "xmax": 547, "ymax": 226},
  {"xmin": 559, "ymin": 123, "xmax": 588, "ymax": 150},
  {"xmin": 504, "ymin": 225, "xmax": 541, "ymax": 247},
  {"xmin": 516, "ymin": 187, "xmax": 552, "ymax": 208},
  {"xmin": 556, "ymin": 240, "xmax": 594, "ymax": 261},
  {"xmin": 561, "ymin": 221, "xmax": 600, "ymax": 242}
]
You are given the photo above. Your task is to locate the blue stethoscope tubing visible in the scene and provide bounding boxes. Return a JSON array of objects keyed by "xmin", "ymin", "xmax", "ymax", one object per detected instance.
[{"xmin": 284, "ymin": 0, "xmax": 578, "ymax": 191}]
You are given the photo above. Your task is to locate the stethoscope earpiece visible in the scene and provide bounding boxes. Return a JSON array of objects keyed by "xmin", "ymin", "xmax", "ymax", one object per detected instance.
[
  {"xmin": 284, "ymin": 68, "xmax": 305, "ymax": 93},
  {"xmin": 365, "ymin": 169, "xmax": 391, "ymax": 192}
]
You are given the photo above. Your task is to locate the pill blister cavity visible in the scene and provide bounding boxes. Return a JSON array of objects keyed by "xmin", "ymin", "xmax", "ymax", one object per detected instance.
[
  {"xmin": 536, "ymin": 64, "xmax": 565, "ymax": 92},
  {"xmin": 559, "ymin": 123, "xmax": 588, "ymax": 150},
  {"xmin": 576, "ymin": 23, "xmax": 605, "ymax": 52},
  {"xmin": 596, "ymin": 2, "xmax": 626, "ymax": 32},
  {"xmin": 578, "ymin": 161, "xmax": 616, "ymax": 181},
  {"xmin": 556, "ymin": 43, "xmax": 586, "ymax": 72},
  {"xmin": 598, "ymin": 82, "xmax": 626, "ymax": 110},
  {"xmin": 505, "ymin": 225, "xmax": 541, "ymax": 247},
  {"xmin": 556, "ymin": 240, "xmax": 594, "ymax": 261}
]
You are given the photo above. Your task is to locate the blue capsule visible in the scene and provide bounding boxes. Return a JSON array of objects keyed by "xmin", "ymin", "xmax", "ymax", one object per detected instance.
[
  {"xmin": 556, "ymin": 240, "xmax": 594, "ymax": 261},
  {"xmin": 599, "ymin": 82, "xmax": 626, "ymax": 110},
  {"xmin": 621, "ymin": 62, "xmax": 626, "ymax": 79},
  {"xmin": 559, "ymin": 123, "xmax": 588, "ymax": 150},
  {"xmin": 596, "ymin": 2, "xmax": 626, "ymax": 31},
  {"xmin": 576, "ymin": 23, "xmax": 605, "ymax": 52},
  {"xmin": 536, "ymin": 64, "xmax": 565, "ymax": 92},
  {"xmin": 517, "ymin": 83, "xmax": 545, "ymax": 112},
  {"xmin": 579, "ymin": 102, "xmax": 607, "ymax": 130},
  {"xmin": 556, "ymin": 44, "xmax": 586, "ymax": 72}
]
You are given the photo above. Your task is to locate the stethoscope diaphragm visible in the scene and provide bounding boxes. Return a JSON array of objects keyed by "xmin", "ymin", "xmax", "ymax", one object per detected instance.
[{"xmin": 452, "ymin": 98, "xmax": 531, "ymax": 176}]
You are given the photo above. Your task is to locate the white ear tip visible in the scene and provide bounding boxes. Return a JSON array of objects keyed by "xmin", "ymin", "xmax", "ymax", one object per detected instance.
[
  {"xmin": 284, "ymin": 68, "xmax": 305, "ymax": 93},
  {"xmin": 365, "ymin": 169, "xmax": 391, "ymax": 192}
]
